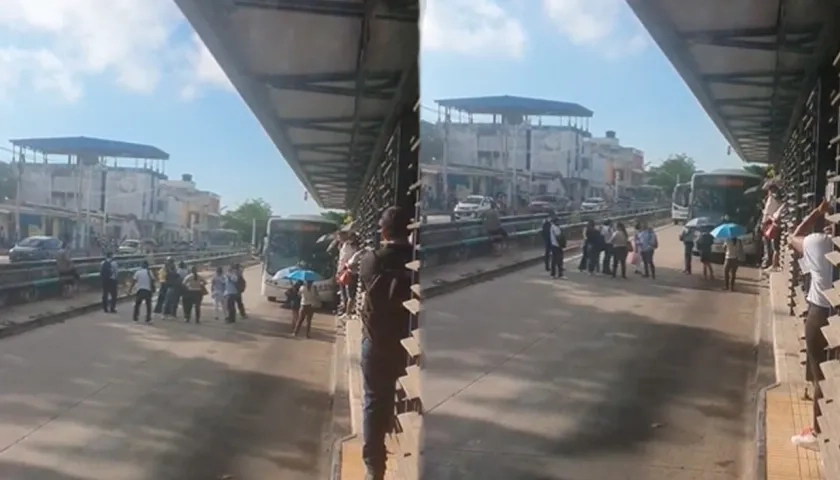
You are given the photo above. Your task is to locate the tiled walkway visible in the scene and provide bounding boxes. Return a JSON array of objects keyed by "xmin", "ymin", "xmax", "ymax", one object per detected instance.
[{"xmin": 766, "ymin": 384, "xmax": 823, "ymax": 479}]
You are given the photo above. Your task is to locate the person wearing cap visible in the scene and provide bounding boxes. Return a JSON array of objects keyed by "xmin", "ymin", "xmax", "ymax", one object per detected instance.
[{"xmin": 357, "ymin": 206, "xmax": 413, "ymax": 480}]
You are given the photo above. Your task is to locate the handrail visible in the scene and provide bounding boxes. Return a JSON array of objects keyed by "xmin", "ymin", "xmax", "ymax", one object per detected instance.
[{"xmin": 0, "ymin": 247, "xmax": 251, "ymax": 270}]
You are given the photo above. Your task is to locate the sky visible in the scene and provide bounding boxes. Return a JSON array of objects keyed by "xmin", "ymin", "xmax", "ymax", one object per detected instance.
[{"xmin": 0, "ymin": 0, "xmax": 743, "ymax": 216}]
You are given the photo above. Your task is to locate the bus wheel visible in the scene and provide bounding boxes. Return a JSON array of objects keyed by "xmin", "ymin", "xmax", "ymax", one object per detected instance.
[{"xmin": 267, "ymin": 296, "xmax": 277, "ymax": 303}]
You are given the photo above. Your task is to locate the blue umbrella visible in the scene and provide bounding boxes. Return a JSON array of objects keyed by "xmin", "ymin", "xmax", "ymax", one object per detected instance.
[
  {"xmin": 284, "ymin": 269, "xmax": 323, "ymax": 282},
  {"xmin": 710, "ymin": 223, "xmax": 746, "ymax": 240}
]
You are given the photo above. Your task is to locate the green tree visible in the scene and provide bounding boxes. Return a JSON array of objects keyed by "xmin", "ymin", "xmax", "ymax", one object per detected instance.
[
  {"xmin": 221, "ymin": 198, "xmax": 272, "ymax": 242},
  {"xmin": 321, "ymin": 210, "xmax": 350, "ymax": 226},
  {"xmin": 744, "ymin": 163, "xmax": 773, "ymax": 178},
  {"xmin": 646, "ymin": 153, "xmax": 697, "ymax": 193},
  {"xmin": 0, "ymin": 161, "xmax": 17, "ymax": 202}
]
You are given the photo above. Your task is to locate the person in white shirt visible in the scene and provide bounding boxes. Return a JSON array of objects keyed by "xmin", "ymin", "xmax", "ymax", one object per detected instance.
[
  {"xmin": 548, "ymin": 217, "xmax": 566, "ymax": 278},
  {"xmin": 761, "ymin": 181, "xmax": 784, "ymax": 270},
  {"xmin": 722, "ymin": 238, "xmax": 744, "ymax": 291},
  {"xmin": 129, "ymin": 261, "xmax": 155, "ymax": 323},
  {"xmin": 790, "ymin": 199, "xmax": 834, "ymax": 452},
  {"xmin": 600, "ymin": 220, "xmax": 615, "ymax": 275},
  {"xmin": 337, "ymin": 234, "xmax": 359, "ymax": 316},
  {"xmin": 293, "ymin": 280, "xmax": 321, "ymax": 338}
]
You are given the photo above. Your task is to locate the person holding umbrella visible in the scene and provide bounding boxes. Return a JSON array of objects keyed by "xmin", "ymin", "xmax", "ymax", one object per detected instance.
[
  {"xmin": 710, "ymin": 222, "xmax": 747, "ymax": 291},
  {"xmin": 284, "ymin": 269, "xmax": 323, "ymax": 337}
]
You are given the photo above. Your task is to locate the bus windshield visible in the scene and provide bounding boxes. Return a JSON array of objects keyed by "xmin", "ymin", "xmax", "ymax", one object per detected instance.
[
  {"xmin": 203, "ymin": 229, "xmax": 241, "ymax": 249},
  {"xmin": 264, "ymin": 219, "xmax": 339, "ymax": 277},
  {"xmin": 690, "ymin": 174, "xmax": 762, "ymax": 227}
]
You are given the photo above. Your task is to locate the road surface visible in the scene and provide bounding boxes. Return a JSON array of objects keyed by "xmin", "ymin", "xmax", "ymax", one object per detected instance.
[
  {"xmin": 422, "ymin": 226, "xmax": 762, "ymax": 480},
  {"xmin": 0, "ymin": 267, "xmax": 336, "ymax": 480}
]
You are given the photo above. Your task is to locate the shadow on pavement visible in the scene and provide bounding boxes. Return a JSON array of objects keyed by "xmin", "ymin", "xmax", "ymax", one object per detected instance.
[
  {"xmin": 0, "ymin": 294, "xmax": 336, "ymax": 479},
  {"xmin": 422, "ymin": 248, "xmax": 762, "ymax": 480}
]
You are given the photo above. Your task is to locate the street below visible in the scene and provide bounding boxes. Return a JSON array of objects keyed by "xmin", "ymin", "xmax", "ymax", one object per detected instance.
[
  {"xmin": 422, "ymin": 226, "xmax": 763, "ymax": 479},
  {"xmin": 0, "ymin": 268, "xmax": 336, "ymax": 480}
]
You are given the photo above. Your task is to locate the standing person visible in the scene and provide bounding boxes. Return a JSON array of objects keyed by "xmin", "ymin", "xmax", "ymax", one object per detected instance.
[
  {"xmin": 679, "ymin": 225, "xmax": 695, "ymax": 274},
  {"xmin": 549, "ymin": 217, "xmax": 566, "ymax": 278},
  {"xmin": 337, "ymin": 234, "xmax": 359, "ymax": 316},
  {"xmin": 610, "ymin": 222, "xmax": 630, "ymax": 279},
  {"xmin": 637, "ymin": 222, "xmax": 658, "ymax": 279},
  {"xmin": 358, "ymin": 206, "xmax": 413, "ymax": 480},
  {"xmin": 224, "ymin": 265, "xmax": 240, "ymax": 323},
  {"xmin": 579, "ymin": 220, "xmax": 599, "ymax": 274},
  {"xmin": 600, "ymin": 220, "xmax": 614, "ymax": 275},
  {"xmin": 761, "ymin": 180, "xmax": 784, "ymax": 271},
  {"xmin": 542, "ymin": 216, "xmax": 553, "ymax": 272},
  {"xmin": 154, "ymin": 258, "xmax": 174, "ymax": 314},
  {"xmin": 723, "ymin": 237, "xmax": 743, "ymax": 291},
  {"xmin": 162, "ymin": 262, "xmax": 182, "ymax": 319},
  {"xmin": 232, "ymin": 264, "xmax": 248, "ymax": 319},
  {"xmin": 293, "ymin": 280, "xmax": 320, "ymax": 337},
  {"xmin": 100, "ymin": 252, "xmax": 119, "ymax": 313},
  {"xmin": 210, "ymin": 266, "xmax": 227, "ymax": 320},
  {"xmin": 696, "ymin": 230, "xmax": 715, "ymax": 280},
  {"xmin": 128, "ymin": 260, "xmax": 155, "ymax": 323},
  {"xmin": 632, "ymin": 221, "xmax": 644, "ymax": 275},
  {"xmin": 182, "ymin": 266, "xmax": 207, "ymax": 323},
  {"xmin": 286, "ymin": 280, "xmax": 304, "ymax": 328},
  {"xmin": 790, "ymin": 200, "xmax": 834, "ymax": 452}
]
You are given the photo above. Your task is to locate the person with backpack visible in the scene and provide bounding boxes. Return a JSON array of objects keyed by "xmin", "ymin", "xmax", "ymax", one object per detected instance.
[
  {"xmin": 162, "ymin": 262, "xmax": 183, "ymax": 318},
  {"xmin": 100, "ymin": 252, "xmax": 119, "ymax": 313},
  {"xmin": 357, "ymin": 206, "xmax": 413, "ymax": 480},
  {"xmin": 223, "ymin": 265, "xmax": 240, "ymax": 323},
  {"xmin": 128, "ymin": 260, "xmax": 156, "ymax": 323},
  {"xmin": 541, "ymin": 216, "xmax": 554, "ymax": 272},
  {"xmin": 548, "ymin": 216, "xmax": 566, "ymax": 278},
  {"xmin": 679, "ymin": 225, "xmax": 695, "ymax": 274}
]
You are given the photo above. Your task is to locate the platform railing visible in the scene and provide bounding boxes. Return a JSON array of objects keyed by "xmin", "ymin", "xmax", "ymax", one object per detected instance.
[{"xmin": 0, "ymin": 248, "xmax": 253, "ymax": 307}]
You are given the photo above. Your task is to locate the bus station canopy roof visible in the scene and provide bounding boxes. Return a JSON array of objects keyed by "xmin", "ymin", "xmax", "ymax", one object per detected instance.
[
  {"xmin": 436, "ymin": 95, "xmax": 593, "ymax": 118},
  {"xmin": 175, "ymin": 0, "xmax": 419, "ymax": 209},
  {"xmin": 627, "ymin": 0, "xmax": 840, "ymax": 164},
  {"xmin": 9, "ymin": 136, "xmax": 169, "ymax": 160}
]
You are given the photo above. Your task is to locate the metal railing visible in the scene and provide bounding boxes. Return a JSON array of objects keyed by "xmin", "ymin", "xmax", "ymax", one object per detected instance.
[
  {"xmin": 0, "ymin": 248, "xmax": 253, "ymax": 306},
  {"xmin": 418, "ymin": 207, "xmax": 671, "ymax": 268}
]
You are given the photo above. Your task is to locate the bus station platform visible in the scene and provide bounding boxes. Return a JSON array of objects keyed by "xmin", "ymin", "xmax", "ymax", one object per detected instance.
[{"xmin": 421, "ymin": 225, "xmax": 768, "ymax": 480}]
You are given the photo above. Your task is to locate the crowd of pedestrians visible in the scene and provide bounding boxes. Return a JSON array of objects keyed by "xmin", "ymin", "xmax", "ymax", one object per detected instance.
[
  {"xmin": 541, "ymin": 215, "xmax": 659, "ymax": 281},
  {"xmin": 95, "ymin": 252, "xmax": 249, "ymax": 325}
]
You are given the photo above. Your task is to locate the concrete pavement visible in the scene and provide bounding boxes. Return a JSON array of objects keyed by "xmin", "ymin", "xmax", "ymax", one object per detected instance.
[
  {"xmin": 0, "ymin": 267, "xmax": 336, "ymax": 480},
  {"xmin": 422, "ymin": 226, "xmax": 764, "ymax": 480}
]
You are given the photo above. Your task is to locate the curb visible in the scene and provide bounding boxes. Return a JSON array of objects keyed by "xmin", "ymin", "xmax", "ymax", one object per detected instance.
[{"xmin": 0, "ymin": 260, "xmax": 259, "ymax": 340}]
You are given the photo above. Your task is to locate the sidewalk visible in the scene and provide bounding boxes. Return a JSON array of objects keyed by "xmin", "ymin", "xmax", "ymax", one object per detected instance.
[{"xmin": 764, "ymin": 271, "xmax": 824, "ymax": 479}]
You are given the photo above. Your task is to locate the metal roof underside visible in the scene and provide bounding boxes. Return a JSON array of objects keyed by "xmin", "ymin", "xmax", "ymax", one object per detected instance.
[
  {"xmin": 628, "ymin": 0, "xmax": 840, "ymax": 164},
  {"xmin": 175, "ymin": 0, "xmax": 419, "ymax": 208},
  {"xmin": 10, "ymin": 136, "xmax": 169, "ymax": 159},
  {"xmin": 436, "ymin": 95, "xmax": 594, "ymax": 117}
]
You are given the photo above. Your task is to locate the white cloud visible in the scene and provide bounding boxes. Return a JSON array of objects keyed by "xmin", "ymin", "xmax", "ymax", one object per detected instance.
[
  {"xmin": 542, "ymin": 0, "xmax": 650, "ymax": 57},
  {"xmin": 180, "ymin": 33, "xmax": 234, "ymax": 100},
  {"xmin": 421, "ymin": 0, "xmax": 527, "ymax": 59},
  {"xmin": 0, "ymin": 0, "xmax": 230, "ymax": 102}
]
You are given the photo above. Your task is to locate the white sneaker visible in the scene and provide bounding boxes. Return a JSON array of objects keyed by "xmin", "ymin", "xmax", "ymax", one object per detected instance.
[{"xmin": 791, "ymin": 430, "xmax": 821, "ymax": 451}]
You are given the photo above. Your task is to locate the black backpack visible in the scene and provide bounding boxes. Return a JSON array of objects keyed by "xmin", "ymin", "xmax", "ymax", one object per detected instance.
[
  {"xmin": 100, "ymin": 260, "xmax": 113, "ymax": 281},
  {"xmin": 236, "ymin": 275, "xmax": 247, "ymax": 293},
  {"xmin": 361, "ymin": 250, "xmax": 412, "ymax": 343}
]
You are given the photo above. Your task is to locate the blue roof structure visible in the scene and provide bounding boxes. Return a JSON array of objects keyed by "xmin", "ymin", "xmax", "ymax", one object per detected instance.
[
  {"xmin": 436, "ymin": 95, "xmax": 593, "ymax": 117},
  {"xmin": 9, "ymin": 136, "xmax": 169, "ymax": 160}
]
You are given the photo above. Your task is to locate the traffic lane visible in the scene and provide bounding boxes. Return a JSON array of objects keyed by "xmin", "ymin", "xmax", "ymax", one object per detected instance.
[
  {"xmin": 422, "ymin": 226, "xmax": 761, "ymax": 480},
  {"xmin": 0, "ymin": 267, "xmax": 336, "ymax": 480}
]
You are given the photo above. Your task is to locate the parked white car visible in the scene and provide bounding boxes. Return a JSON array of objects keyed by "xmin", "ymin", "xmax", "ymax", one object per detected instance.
[
  {"xmin": 452, "ymin": 195, "xmax": 493, "ymax": 221},
  {"xmin": 580, "ymin": 197, "xmax": 608, "ymax": 212}
]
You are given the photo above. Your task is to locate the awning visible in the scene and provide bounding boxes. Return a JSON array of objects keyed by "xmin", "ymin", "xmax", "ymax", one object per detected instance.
[
  {"xmin": 628, "ymin": 0, "xmax": 840, "ymax": 164},
  {"xmin": 175, "ymin": 0, "xmax": 419, "ymax": 208}
]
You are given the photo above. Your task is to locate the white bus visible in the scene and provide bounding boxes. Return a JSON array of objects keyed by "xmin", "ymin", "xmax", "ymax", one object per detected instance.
[
  {"xmin": 689, "ymin": 169, "xmax": 763, "ymax": 264},
  {"xmin": 671, "ymin": 182, "xmax": 690, "ymax": 224},
  {"xmin": 260, "ymin": 215, "xmax": 340, "ymax": 305}
]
